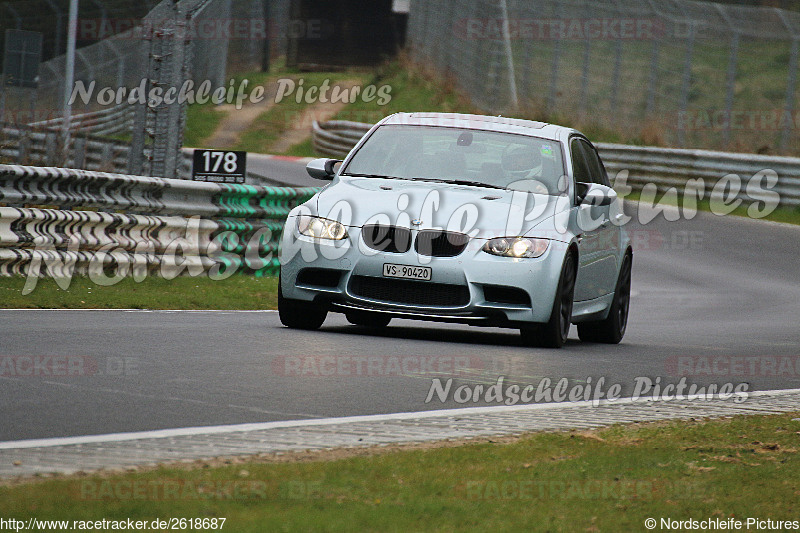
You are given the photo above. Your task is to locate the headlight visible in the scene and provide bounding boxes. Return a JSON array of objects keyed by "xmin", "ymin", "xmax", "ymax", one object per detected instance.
[
  {"xmin": 482, "ymin": 237, "xmax": 549, "ymax": 258},
  {"xmin": 297, "ymin": 215, "xmax": 348, "ymax": 240}
]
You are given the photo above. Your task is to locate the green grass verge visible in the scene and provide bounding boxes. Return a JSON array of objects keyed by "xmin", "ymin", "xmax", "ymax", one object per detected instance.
[
  {"xmin": 2, "ymin": 413, "xmax": 799, "ymax": 531},
  {"xmin": 184, "ymin": 104, "xmax": 226, "ymax": 148},
  {"xmin": 232, "ymin": 70, "xmax": 374, "ymax": 154},
  {"xmin": 282, "ymin": 137, "xmax": 315, "ymax": 158},
  {"xmin": 257, "ymin": 58, "xmax": 483, "ymax": 158},
  {"xmin": 0, "ymin": 275, "xmax": 278, "ymax": 310},
  {"xmin": 183, "ymin": 58, "xmax": 480, "ymax": 159},
  {"xmin": 229, "ymin": 86, "xmax": 306, "ymax": 154},
  {"xmin": 183, "ymin": 59, "xmax": 290, "ymax": 149},
  {"xmin": 190, "ymin": 55, "xmax": 758, "ymax": 158},
  {"xmin": 329, "ymin": 58, "xmax": 481, "ymax": 122}
]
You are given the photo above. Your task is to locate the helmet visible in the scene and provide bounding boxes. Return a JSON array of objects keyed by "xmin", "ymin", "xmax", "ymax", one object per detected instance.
[{"xmin": 501, "ymin": 146, "xmax": 542, "ymax": 180}]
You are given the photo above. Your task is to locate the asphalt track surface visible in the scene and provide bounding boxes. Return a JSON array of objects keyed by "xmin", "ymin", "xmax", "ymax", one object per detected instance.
[
  {"xmin": 2, "ymin": 161, "xmax": 800, "ymax": 442},
  {"xmin": 247, "ymin": 153, "xmax": 316, "ymax": 187}
]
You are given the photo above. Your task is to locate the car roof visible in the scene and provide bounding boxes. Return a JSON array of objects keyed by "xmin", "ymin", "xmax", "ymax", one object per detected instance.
[{"xmin": 378, "ymin": 112, "xmax": 575, "ymax": 141}]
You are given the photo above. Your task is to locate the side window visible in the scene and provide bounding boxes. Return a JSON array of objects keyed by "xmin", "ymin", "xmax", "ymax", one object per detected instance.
[
  {"xmin": 579, "ymin": 140, "xmax": 609, "ymax": 186},
  {"xmin": 570, "ymin": 138, "xmax": 592, "ymax": 184}
]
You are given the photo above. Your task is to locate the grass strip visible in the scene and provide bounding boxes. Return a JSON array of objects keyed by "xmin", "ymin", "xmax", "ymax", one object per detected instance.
[
  {"xmin": 184, "ymin": 104, "xmax": 227, "ymax": 148},
  {"xmin": 0, "ymin": 275, "xmax": 278, "ymax": 310},
  {"xmin": 1, "ymin": 413, "xmax": 799, "ymax": 531}
]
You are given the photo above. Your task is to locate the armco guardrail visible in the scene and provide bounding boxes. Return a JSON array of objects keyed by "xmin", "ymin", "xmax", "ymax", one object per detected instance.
[
  {"xmin": 1, "ymin": 125, "xmax": 194, "ymax": 178},
  {"xmin": 311, "ymin": 121, "xmax": 800, "ymax": 207},
  {"xmin": 311, "ymin": 120, "xmax": 372, "ymax": 159},
  {"xmin": 27, "ymin": 103, "xmax": 135, "ymax": 138},
  {"xmin": 1, "ymin": 124, "xmax": 131, "ymax": 173},
  {"xmin": 598, "ymin": 144, "xmax": 800, "ymax": 207},
  {"xmin": 0, "ymin": 165, "xmax": 320, "ymax": 278}
]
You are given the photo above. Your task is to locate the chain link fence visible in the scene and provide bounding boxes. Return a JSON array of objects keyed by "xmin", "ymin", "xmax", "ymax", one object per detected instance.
[
  {"xmin": 1, "ymin": 0, "xmax": 290, "ymax": 175},
  {"xmin": 407, "ymin": 0, "xmax": 800, "ymax": 155}
]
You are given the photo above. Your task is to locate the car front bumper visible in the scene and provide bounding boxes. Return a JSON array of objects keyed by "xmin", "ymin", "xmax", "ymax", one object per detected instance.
[{"xmin": 280, "ymin": 221, "xmax": 571, "ymax": 327}]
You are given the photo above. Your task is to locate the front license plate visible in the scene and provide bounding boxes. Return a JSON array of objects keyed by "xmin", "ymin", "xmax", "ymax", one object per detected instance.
[{"xmin": 383, "ymin": 263, "xmax": 432, "ymax": 281}]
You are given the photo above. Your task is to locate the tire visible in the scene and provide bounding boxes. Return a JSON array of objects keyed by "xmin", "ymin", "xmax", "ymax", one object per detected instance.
[
  {"xmin": 346, "ymin": 311, "xmax": 392, "ymax": 328},
  {"xmin": 577, "ymin": 252, "xmax": 632, "ymax": 344},
  {"xmin": 278, "ymin": 275, "xmax": 327, "ymax": 330},
  {"xmin": 521, "ymin": 251, "xmax": 577, "ymax": 349}
]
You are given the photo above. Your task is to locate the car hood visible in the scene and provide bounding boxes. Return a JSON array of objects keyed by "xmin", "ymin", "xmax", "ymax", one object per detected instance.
[{"xmin": 314, "ymin": 176, "xmax": 569, "ymax": 240}]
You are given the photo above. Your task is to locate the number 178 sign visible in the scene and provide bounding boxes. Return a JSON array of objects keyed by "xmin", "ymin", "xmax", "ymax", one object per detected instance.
[{"xmin": 192, "ymin": 150, "xmax": 247, "ymax": 184}]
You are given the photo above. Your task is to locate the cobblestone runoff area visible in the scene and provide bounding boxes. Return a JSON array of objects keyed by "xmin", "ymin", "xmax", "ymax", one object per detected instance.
[{"xmin": 2, "ymin": 390, "xmax": 799, "ymax": 478}]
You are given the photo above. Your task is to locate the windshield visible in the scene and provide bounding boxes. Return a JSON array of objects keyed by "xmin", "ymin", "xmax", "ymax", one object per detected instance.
[{"xmin": 341, "ymin": 125, "xmax": 566, "ymax": 194}]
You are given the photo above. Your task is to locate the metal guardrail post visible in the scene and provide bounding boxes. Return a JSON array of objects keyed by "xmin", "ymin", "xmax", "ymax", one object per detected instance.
[
  {"xmin": 42, "ymin": 0, "xmax": 64, "ymax": 57},
  {"xmin": 644, "ymin": 0, "xmax": 662, "ymax": 118},
  {"xmin": 73, "ymin": 136, "xmax": 87, "ymax": 168},
  {"xmin": 547, "ymin": 2, "xmax": 563, "ymax": 112},
  {"xmin": 100, "ymin": 142, "xmax": 113, "ymax": 170},
  {"xmin": 62, "ymin": 0, "xmax": 79, "ymax": 162},
  {"xmin": 17, "ymin": 129, "xmax": 30, "ymax": 163},
  {"xmin": 105, "ymin": 41, "xmax": 126, "ymax": 91},
  {"xmin": 677, "ymin": 21, "xmax": 696, "ymax": 148},
  {"xmin": 782, "ymin": 40, "xmax": 799, "ymax": 153},
  {"xmin": 498, "ymin": 0, "xmax": 518, "ymax": 111},
  {"xmin": 776, "ymin": 8, "xmax": 799, "ymax": 154},
  {"xmin": 75, "ymin": 50, "xmax": 96, "ymax": 117},
  {"xmin": 519, "ymin": 2, "xmax": 535, "ymax": 99},
  {"xmin": 44, "ymin": 131, "xmax": 58, "ymax": 166},
  {"xmin": 609, "ymin": 0, "xmax": 624, "ymax": 117},
  {"xmin": 578, "ymin": 35, "xmax": 591, "ymax": 119},
  {"xmin": 714, "ymin": 3, "xmax": 739, "ymax": 148},
  {"xmin": 156, "ymin": 14, "xmax": 189, "ymax": 180}
]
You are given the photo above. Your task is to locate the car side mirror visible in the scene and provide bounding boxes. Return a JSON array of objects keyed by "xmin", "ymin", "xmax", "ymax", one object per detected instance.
[
  {"xmin": 306, "ymin": 158, "xmax": 341, "ymax": 181},
  {"xmin": 581, "ymin": 183, "xmax": 617, "ymax": 207}
]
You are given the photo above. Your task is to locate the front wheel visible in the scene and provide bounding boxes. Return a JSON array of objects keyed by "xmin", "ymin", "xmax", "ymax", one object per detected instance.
[
  {"xmin": 521, "ymin": 251, "xmax": 576, "ymax": 349},
  {"xmin": 278, "ymin": 276, "xmax": 327, "ymax": 330},
  {"xmin": 577, "ymin": 252, "xmax": 632, "ymax": 344}
]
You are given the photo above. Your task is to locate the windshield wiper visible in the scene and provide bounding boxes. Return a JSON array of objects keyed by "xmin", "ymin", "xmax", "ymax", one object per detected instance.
[
  {"xmin": 342, "ymin": 174, "xmax": 508, "ymax": 190},
  {"xmin": 340, "ymin": 173, "xmax": 410, "ymax": 180},
  {"xmin": 411, "ymin": 177, "xmax": 507, "ymax": 190}
]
